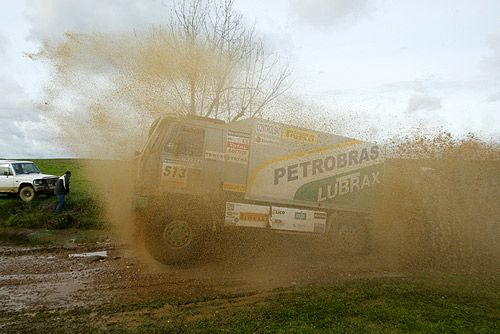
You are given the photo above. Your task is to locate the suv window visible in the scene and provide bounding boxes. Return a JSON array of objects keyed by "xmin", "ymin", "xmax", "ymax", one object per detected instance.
[
  {"xmin": 0, "ymin": 164, "xmax": 12, "ymax": 176},
  {"xmin": 12, "ymin": 163, "xmax": 40, "ymax": 175},
  {"xmin": 165, "ymin": 126, "xmax": 205, "ymax": 157}
]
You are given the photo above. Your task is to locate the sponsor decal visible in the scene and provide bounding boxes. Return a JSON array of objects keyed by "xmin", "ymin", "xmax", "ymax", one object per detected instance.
[
  {"xmin": 282, "ymin": 127, "xmax": 318, "ymax": 145},
  {"xmin": 246, "ymin": 138, "xmax": 384, "ymax": 210},
  {"xmin": 294, "ymin": 212, "xmax": 307, "ymax": 220},
  {"xmin": 205, "ymin": 150, "xmax": 248, "ymax": 164},
  {"xmin": 270, "ymin": 206, "xmax": 327, "ymax": 233},
  {"xmin": 273, "ymin": 145, "xmax": 381, "ymax": 185},
  {"xmin": 222, "ymin": 182, "xmax": 246, "ymax": 193},
  {"xmin": 164, "ymin": 157, "xmax": 199, "ymax": 166},
  {"xmin": 227, "ymin": 141, "xmax": 249, "ymax": 150},
  {"xmin": 316, "ymin": 171, "xmax": 380, "ymax": 202},
  {"xmin": 314, "ymin": 212, "xmax": 327, "ymax": 219},
  {"xmin": 255, "ymin": 135, "xmax": 280, "ymax": 146},
  {"xmin": 240, "ymin": 212, "xmax": 269, "ymax": 222},
  {"xmin": 255, "ymin": 122, "xmax": 283, "ymax": 146},
  {"xmin": 225, "ymin": 202, "xmax": 270, "ymax": 228},
  {"xmin": 226, "ymin": 147, "xmax": 249, "ymax": 158},
  {"xmin": 206, "ymin": 133, "xmax": 250, "ymax": 164},
  {"xmin": 247, "ymin": 139, "xmax": 363, "ymax": 194},
  {"xmin": 256, "ymin": 122, "xmax": 282, "ymax": 138},
  {"xmin": 227, "ymin": 133, "xmax": 250, "ymax": 151},
  {"xmin": 293, "ymin": 166, "xmax": 384, "ymax": 207}
]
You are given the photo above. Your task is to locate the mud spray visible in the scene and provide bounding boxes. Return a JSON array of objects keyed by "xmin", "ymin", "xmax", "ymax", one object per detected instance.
[
  {"xmin": 34, "ymin": 29, "xmax": 499, "ymax": 281},
  {"xmin": 374, "ymin": 134, "xmax": 499, "ymax": 274}
]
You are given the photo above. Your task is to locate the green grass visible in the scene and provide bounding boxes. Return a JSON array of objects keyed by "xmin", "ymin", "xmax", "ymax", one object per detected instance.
[
  {"xmin": 1, "ymin": 275, "xmax": 498, "ymax": 333},
  {"xmin": 0, "ymin": 159, "xmax": 104, "ymax": 230},
  {"xmin": 155, "ymin": 275, "xmax": 499, "ymax": 334}
]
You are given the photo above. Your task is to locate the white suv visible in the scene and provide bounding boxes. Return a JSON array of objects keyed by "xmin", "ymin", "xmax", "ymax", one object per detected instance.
[{"xmin": 0, "ymin": 160, "xmax": 59, "ymax": 202}]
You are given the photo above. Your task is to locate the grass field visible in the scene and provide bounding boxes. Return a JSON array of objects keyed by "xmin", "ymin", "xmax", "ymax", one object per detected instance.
[
  {"xmin": 0, "ymin": 159, "xmax": 103, "ymax": 230},
  {"xmin": 2, "ymin": 275, "xmax": 498, "ymax": 333}
]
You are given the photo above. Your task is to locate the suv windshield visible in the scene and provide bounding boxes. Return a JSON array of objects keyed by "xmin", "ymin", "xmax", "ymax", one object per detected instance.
[{"xmin": 12, "ymin": 163, "xmax": 41, "ymax": 175}]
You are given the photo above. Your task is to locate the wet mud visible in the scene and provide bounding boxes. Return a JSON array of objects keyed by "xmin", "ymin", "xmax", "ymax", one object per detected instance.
[{"xmin": 0, "ymin": 241, "xmax": 401, "ymax": 313}]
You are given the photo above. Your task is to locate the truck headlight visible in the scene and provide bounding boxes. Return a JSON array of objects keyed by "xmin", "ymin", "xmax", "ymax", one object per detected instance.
[{"xmin": 33, "ymin": 179, "xmax": 43, "ymax": 185}]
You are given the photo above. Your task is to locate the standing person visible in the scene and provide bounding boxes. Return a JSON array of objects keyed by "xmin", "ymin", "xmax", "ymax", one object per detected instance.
[{"xmin": 54, "ymin": 171, "xmax": 71, "ymax": 213}]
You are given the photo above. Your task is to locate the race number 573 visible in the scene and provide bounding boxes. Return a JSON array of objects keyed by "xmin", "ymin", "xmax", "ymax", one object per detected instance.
[{"xmin": 162, "ymin": 163, "xmax": 187, "ymax": 182}]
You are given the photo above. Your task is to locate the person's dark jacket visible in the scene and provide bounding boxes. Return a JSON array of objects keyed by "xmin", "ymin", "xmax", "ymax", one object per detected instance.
[{"xmin": 54, "ymin": 174, "xmax": 70, "ymax": 195}]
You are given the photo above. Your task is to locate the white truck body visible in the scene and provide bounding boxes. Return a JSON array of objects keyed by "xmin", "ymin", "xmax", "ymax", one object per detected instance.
[
  {"xmin": 137, "ymin": 116, "xmax": 385, "ymax": 263},
  {"xmin": 139, "ymin": 117, "xmax": 384, "ymax": 212}
]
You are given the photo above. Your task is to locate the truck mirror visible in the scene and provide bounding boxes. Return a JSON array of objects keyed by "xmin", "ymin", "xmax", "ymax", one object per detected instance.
[{"xmin": 3, "ymin": 171, "xmax": 8, "ymax": 176}]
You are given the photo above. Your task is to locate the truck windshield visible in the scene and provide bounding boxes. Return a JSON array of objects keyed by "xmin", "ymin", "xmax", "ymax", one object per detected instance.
[
  {"xmin": 164, "ymin": 126, "xmax": 205, "ymax": 157},
  {"xmin": 12, "ymin": 163, "xmax": 41, "ymax": 175}
]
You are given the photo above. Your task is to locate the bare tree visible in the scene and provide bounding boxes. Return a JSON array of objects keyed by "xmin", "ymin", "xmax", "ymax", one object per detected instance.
[
  {"xmin": 165, "ymin": 0, "xmax": 292, "ymax": 122},
  {"xmin": 31, "ymin": 0, "xmax": 292, "ymax": 157}
]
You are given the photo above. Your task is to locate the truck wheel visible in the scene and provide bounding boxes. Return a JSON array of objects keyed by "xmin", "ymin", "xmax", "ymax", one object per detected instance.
[
  {"xmin": 330, "ymin": 213, "xmax": 368, "ymax": 255},
  {"xmin": 334, "ymin": 219, "xmax": 368, "ymax": 255},
  {"xmin": 19, "ymin": 186, "xmax": 36, "ymax": 202},
  {"xmin": 144, "ymin": 211, "xmax": 207, "ymax": 265}
]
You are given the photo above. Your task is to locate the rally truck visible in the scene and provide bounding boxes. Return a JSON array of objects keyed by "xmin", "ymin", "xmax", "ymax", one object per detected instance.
[
  {"xmin": 135, "ymin": 115, "xmax": 384, "ymax": 264},
  {"xmin": 0, "ymin": 160, "xmax": 59, "ymax": 202}
]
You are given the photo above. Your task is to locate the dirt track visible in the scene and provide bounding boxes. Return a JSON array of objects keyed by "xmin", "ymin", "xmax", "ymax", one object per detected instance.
[{"xmin": 0, "ymin": 237, "xmax": 402, "ymax": 313}]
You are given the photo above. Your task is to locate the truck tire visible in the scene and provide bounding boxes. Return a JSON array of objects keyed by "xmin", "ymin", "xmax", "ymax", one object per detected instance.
[
  {"xmin": 19, "ymin": 185, "xmax": 36, "ymax": 202},
  {"xmin": 333, "ymin": 218, "xmax": 368, "ymax": 255},
  {"xmin": 144, "ymin": 202, "xmax": 209, "ymax": 265}
]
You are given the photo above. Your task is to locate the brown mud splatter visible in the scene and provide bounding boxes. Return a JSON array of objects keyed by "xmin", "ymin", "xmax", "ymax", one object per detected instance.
[
  {"xmin": 372, "ymin": 133, "xmax": 499, "ymax": 273},
  {"xmin": 33, "ymin": 16, "xmax": 499, "ymax": 286}
]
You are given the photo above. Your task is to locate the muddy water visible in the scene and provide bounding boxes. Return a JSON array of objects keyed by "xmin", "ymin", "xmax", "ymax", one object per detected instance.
[
  {"xmin": 0, "ymin": 249, "xmax": 108, "ymax": 311},
  {"xmin": 0, "ymin": 244, "xmax": 401, "ymax": 312}
]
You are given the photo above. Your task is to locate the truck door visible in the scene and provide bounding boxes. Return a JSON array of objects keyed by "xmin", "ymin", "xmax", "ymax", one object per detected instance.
[
  {"xmin": 161, "ymin": 122, "xmax": 223, "ymax": 195},
  {"xmin": 219, "ymin": 130, "xmax": 251, "ymax": 194},
  {"xmin": 0, "ymin": 164, "xmax": 14, "ymax": 192}
]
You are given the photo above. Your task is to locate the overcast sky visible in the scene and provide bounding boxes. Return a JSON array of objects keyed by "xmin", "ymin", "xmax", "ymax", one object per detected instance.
[{"xmin": 1, "ymin": 0, "xmax": 499, "ymax": 158}]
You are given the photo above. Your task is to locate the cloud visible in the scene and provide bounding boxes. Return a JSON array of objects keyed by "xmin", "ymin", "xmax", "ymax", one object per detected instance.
[
  {"xmin": 488, "ymin": 28, "xmax": 500, "ymax": 70},
  {"xmin": 487, "ymin": 92, "xmax": 500, "ymax": 102},
  {"xmin": 26, "ymin": 0, "xmax": 173, "ymax": 42},
  {"xmin": 487, "ymin": 91, "xmax": 500, "ymax": 102},
  {"xmin": 403, "ymin": 81, "xmax": 442, "ymax": 113},
  {"xmin": 0, "ymin": 77, "xmax": 64, "ymax": 158},
  {"xmin": 0, "ymin": 33, "xmax": 7, "ymax": 54},
  {"xmin": 407, "ymin": 93, "xmax": 442, "ymax": 113},
  {"xmin": 288, "ymin": 0, "xmax": 370, "ymax": 27}
]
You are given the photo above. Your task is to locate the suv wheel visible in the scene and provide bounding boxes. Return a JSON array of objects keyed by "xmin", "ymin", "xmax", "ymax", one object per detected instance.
[{"xmin": 19, "ymin": 186, "xmax": 36, "ymax": 202}]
